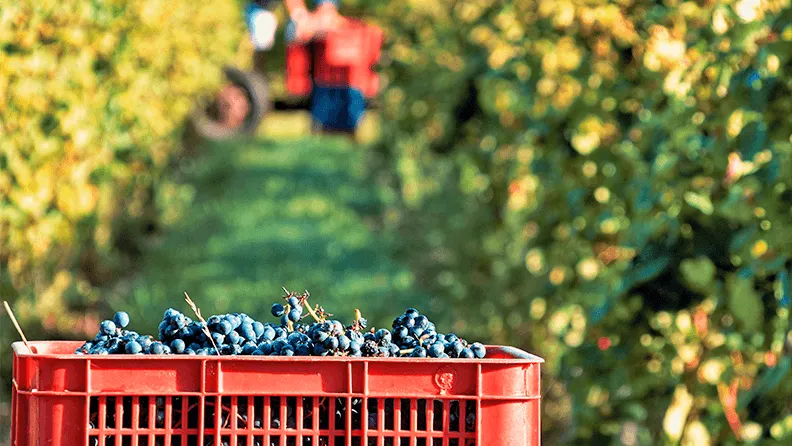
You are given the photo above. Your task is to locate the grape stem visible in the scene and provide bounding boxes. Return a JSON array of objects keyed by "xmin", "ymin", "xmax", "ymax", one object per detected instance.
[
  {"xmin": 3, "ymin": 301, "xmax": 31, "ymax": 353},
  {"xmin": 184, "ymin": 292, "xmax": 220, "ymax": 355},
  {"xmin": 303, "ymin": 302, "xmax": 322, "ymax": 323},
  {"xmin": 284, "ymin": 304, "xmax": 294, "ymax": 332},
  {"xmin": 283, "ymin": 286, "xmax": 322, "ymax": 323}
]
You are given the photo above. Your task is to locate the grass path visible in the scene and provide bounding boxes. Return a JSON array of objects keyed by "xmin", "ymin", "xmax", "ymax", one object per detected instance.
[{"xmin": 113, "ymin": 135, "xmax": 422, "ymax": 334}]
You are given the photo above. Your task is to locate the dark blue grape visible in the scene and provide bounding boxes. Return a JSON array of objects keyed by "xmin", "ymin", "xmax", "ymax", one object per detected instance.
[
  {"xmin": 257, "ymin": 341, "xmax": 273, "ymax": 355},
  {"xmin": 100, "ymin": 320, "xmax": 117, "ymax": 335},
  {"xmin": 138, "ymin": 336, "xmax": 153, "ymax": 350},
  {"xmin": 280, "ymin": 345, "xmax": 295, "ymax": 356},
  {"xmin": 470, "ymin": 343, "xmax": 486, "ymax": 359},
  {"xmin": 337, "ymin": 335, "xmax": 351, "ymax": 351},
  {"xmin": 113, "ymin": 312, "xmax": 130, "ymax": 329},
  {"xmin": 428, "ymin": 343, "xmax": 444, "ymax": 358},
  {"xmin": 242, "ymin": 342, "xmax": 257, "ymax": 355},
  {"xmin": 271, "ymin": 303, "xmax": 285, "ymax": 317},
  {"xmin": 125, "ymin": 341, "xmax": 142, "ymax": 354},
  {"xmin": 393, "ymin": 326, "xmax": 408, "ymax": 340},
  {"xmin": 239, "ymin": 323, "xmax": 256, "ymax": 342},
  {"xmin": 217, "ymin": 320, "xmax": 233, "ymax": 335},
  {"xmin": 150, "ymin": 342, "xmax": 165, "ymax": 355},
  {"xmin": 375, "ymin": 329, "xmax": 392, "ymax": 345},
  {"xmin": 313, "ymin": 330, "xmax": 329, "ymax": 343},
  {"xmin": 287, "ymin": 296, "xmax": 300, "ymax": 308},
  {"xmin": 312, "ymin": 343, "xmax": 327, "ymax": 356},
  {"xmin": 272, "ymin": 340, "xmax": 287, "ymax": 353},
  {"xmin": 410, "ymin": 347, "xmax": 427, "ymax": 358},
  {"xmin": 227, "ymin": 315, "xmax": 241, "ymax": 329},
  {"xmin": 169, "ymin": 339, "xmax": 185, "ymax": 354},
  {"xmin": 459, "ymin": 348, "xmax": 474, "ymax": 358},
  {"xmin": 288, "ymin": 308, "xmax": 302, "ymax": 323},
  {"xmin": 261, "ymin": 326, "xmax": 276, "ymax": 341},
  {"xmin": 325, "ymin": 337, "xmax": 340, "ymax": 350},
  {"xmin": 227, "ymin": 331, "xmax": 241, "ymax": 345},
  {"xmin": 252, "ymin": 322, "xmax": 265, "ymax": 338}
]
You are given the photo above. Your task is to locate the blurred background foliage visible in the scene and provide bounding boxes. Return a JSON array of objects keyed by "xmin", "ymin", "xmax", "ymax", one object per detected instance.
[
  {"xmin": 369, "ymin": 0, "xmax": 792, "ymax": 444},
  {"xmin": 0, "ymin": 0, "xmax": 249, "ymax": 331},
  {"xmin": 3, "ymin": 0, "xmax": 792, "ymax": 445}
]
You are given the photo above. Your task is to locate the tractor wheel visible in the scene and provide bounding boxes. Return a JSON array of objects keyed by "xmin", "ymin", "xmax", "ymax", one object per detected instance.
[{"xmin": 188, "ymin": 67, "xmax": 270, "ymax": 142}]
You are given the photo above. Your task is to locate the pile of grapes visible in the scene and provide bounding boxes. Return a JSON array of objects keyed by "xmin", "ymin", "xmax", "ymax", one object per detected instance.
[{"xmin": 75, "ymin": 289, "xmax": 486, "ymax": 359}]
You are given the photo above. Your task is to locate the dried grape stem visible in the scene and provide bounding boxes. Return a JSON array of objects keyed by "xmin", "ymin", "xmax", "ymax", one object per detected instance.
[
  {"xmin": 184, "ymin": 292, "xmax": 220, "ymax": 355},
  {"xmin": 304, "ymin": 303, "xmax": 322, "ymax": 323},
  {"xmin": 3, "ymin": 301, "xmax": 31, "ymax": 353}
]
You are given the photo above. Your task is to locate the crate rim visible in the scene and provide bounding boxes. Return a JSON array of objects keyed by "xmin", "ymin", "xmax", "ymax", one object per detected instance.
[{"xmin": 12, "ymin": 340, "xmax": 544, "ymax": 363}]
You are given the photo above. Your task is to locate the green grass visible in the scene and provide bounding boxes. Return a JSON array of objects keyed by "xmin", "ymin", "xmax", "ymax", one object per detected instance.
[{"xmin": 110, "ymin": 135, "xmax": 423, "ymax": 335}]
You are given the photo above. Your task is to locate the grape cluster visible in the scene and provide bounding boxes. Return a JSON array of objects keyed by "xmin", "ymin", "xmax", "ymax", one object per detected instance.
[
  {"xmin": 74, "ymin": 311, "xmax": 160, "ymax": 355},
  {"xmin": 391, "ymin": 308, "xmax": 486, "ymax": 359},
  {"xmin": 75, "ymin": 290, "xmax": 485, "ymax": 359}
]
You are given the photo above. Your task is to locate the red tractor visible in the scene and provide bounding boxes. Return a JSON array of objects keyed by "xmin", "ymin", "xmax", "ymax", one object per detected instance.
[{"xmin": 189, "ymin": 0, "xmax": 382, "ymax": 141}]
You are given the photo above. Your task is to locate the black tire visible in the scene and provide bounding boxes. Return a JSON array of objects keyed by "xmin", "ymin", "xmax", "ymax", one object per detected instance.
[{"xmin": 189, "ymin": 66, "xmax": 271, "ymax": 141}]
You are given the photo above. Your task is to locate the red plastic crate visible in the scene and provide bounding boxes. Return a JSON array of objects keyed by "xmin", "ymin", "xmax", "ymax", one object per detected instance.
[
  {"xmin": 11, "ymin": 341, "xmax": 542, "ymax": 446},
  {"xmin": 286, "ymin": 20, "xmax": 382, "ymax": 99}
]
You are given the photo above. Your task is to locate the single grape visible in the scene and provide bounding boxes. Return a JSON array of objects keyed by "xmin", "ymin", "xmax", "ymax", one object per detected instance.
[
  {"xmin": 428, "ymin": 343, "xmax": 444, "ymax": 358},
  {"xmin": 100, "ymin": 320, "xmax": 117, "ymax": 336},
  {"xmin": 261, "ymin": 326, "xmax": 276, "ymax": 341},
  {"xmin": 170, "ymin": 339, "xmax": 186, "ymax": 354},
  {"xmin": 337, "ymin": 335, "xmax": 351, "ymax": 351},
  {"xmin": 271, "ymin": 303, "xmax": 285, "ymax": 317},
  {"xmin": 252, "ymin": 321, "xmax": 265, "ymax": 338},
  {"xmin": 125, "ymin": 341, "xmax": 142, "ymax": 354},
  {"xmin": 410, "ymin": 347, "xmax": 427, "ymax": 358},
  {"xmin": 150, "ymin": 342, "xmax": 165, "ymax": 355},
  {"xmin": 218, "ymin": 320, "xmax": 233, "ymax": 335},
  {"xmin": 113, "ymin": 312, "xmax": 130, "ymax": 329},
  {"xmin": 375, "ymin": 329, "xmax": 392, "ymax": 345},
  {"xmin": 470, "ymin": 343, "xmax": 486, "ymax": 359},
  {"xmin": 280, "ymin": 345, "xmax": 295, "ymax": 356},
  {"xmin": 325, "ymin": 337, "xmax": 340, "ymax": 351}
]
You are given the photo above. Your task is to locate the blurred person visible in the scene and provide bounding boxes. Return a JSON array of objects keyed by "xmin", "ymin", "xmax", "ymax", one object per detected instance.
[
  {"xmin": 284, "ymin": 0, "xmax": 371, "ymax": 140},
  {"xmin": 246, "ymin": 0, "xmax": 279, "ymax": 73}
]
